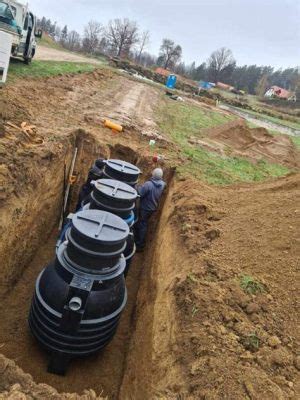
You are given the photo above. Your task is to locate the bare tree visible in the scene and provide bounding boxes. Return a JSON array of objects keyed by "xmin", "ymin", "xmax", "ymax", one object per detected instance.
[
  {"xmin": 158, "ymin": 39, "xmax": 182, "ymax": 69},
  {"xmin": 137, "ymin": 30, "xmax": 150, "ymax": 62},
  {"xmin": 98, "ymin": 37, "xmax": 108, "ymax": 54},
  {"xmin": 207, "ymin": 47, "xmax": 236, "ymax": 82},
  {"xmin": 105, "ymin": 18, "xmax": 139, "ymax": 57},
  {"xmin": 82, "ymin": 20, "xmax": 103, "ymax": 54},
  {"xmin": 60, "ymin": 25, "xmax": 68, "ymax": 45},
  {"xmin": 294, "ymin": 76, "xmax": 300, "ymax": 101},
  {"xmin": 54, "ymin": 25, "xmax": 61, "ymax": 42},
  {"xmin": 255, "ymin": 74, "xmax": 269, "ymax": 97},
  {"xmin": 66, "ymin": 30, "xmax": 81, "ymax": 51}
]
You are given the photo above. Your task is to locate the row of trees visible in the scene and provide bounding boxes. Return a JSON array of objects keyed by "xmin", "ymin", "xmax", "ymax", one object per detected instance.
[
  {"xmin": 38, "ymin": 16, "xmax": 185, "ymax": 70},
  {"xmin": 37, "ymin": 17, "xmax": 299, "ymax": 95},
  {"xmin": 175, "ymin": 48, "xmax": 299, "ymax": 95},
  {"xmin": 38, "ymin": 17, "xmax": 186, "ymax": 71},
  {"xmin": 37, "ymin": 17, "xmax": 154, "ymax": 65}
]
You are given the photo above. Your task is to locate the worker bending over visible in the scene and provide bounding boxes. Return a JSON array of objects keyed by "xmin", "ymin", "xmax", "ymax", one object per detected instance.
[{"xmin": 135, "ymin": 168, "xmax": 166, "ymax": 251}]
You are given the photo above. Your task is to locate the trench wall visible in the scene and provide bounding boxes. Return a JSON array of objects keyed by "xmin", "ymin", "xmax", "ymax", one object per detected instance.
[
  {"xmin": 119, "ymin": 172, "xmax": 178, "ymax": 399},
  {"xmin": 0, "ymin": 138, "xmax": 71, "ymax": 298},
  {"xmin": 0, "ymin": 132, "xmax": 176, "ymax": 398},
  {"xmin": 0, "ymin": 130, "xmax": 102, "ymax": 298}
]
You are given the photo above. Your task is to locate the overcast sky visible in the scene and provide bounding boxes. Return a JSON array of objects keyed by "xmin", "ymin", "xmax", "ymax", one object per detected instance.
[{"xmin": 29, "ymin": 0, "xmax": 299, "ymax": 69}]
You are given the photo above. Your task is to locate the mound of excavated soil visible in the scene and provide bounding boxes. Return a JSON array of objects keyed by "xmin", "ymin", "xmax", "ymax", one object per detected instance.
[
  {"xmin": 0, "ymin": 354, "xmax": 103, "ymax": 399},
  {"xmin": 125, "ymin": 174, "xmax": 299, "ymax": 399},
  {"xmin": 189, "ymin": 120, "xmax": 300, "ymax": 169}
]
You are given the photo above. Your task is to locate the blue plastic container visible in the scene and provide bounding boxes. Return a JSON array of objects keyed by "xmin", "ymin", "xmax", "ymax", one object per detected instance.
[{"xmin": 166, "ymin": 74, "xmax": 177, "ymax": 89}]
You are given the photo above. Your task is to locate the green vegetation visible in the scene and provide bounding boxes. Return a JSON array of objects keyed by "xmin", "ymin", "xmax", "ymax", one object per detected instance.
[
  {"xmin": 8, "ymin": 60, "xmax": 95, "ymax": 81},
  {"xmin": 241, "ymin": 333, "xmax": 260, "ymax": 351},
  {"xmin": 191, "ymin": 306, "xmax": 199, "ymax": 318},
  {"xmin": 187, "ymin": 273, "xmax": 198, "ymax": 283},
  {"xmin": 291, "ymin": 136, "xmax": 300, "ymax": 149},
  {"xmin": 183, "ymin": 148, "xmax": 288, "ymax": 184},
  {"xmin": 159, "ymin": 100, "xmax": 236, "ymax": 140},
  {"xmin": 156, "ymin": 98, "xmax": 290, "ymax": 184},
  {"xmin": 240, "ymin": 275, "xmax": 265, "ymax": 295}
]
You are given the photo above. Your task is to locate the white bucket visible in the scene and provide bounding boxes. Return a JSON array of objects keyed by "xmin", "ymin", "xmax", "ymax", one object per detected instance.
[{"xmin": 0, "ymin": 31, "xmax": 12, "ymax": 84}]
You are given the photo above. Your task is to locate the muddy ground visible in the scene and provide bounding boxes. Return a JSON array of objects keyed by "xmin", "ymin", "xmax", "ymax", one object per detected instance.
[
  {"xmin": 36, "ymin": 45, "xmax": 104, "ymax": 65},
  {"xmin": 0, "ymin": 69, "xmax": 299, "ymax": 399},
  {"xmin": 190, "ymin": 119, "xmax": 300, "ymax": 168}
]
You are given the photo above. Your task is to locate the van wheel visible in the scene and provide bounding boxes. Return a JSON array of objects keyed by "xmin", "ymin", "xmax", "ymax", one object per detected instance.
[{"xmin": 24, "ymin": 57, "xmax": 32, "ymax": 65}]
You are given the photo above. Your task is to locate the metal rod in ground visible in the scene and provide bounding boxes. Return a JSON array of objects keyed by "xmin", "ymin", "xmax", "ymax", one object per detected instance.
[
  {"xmin": 61, "ymin": 147, "xmax": 78, "ymax": 229},
  {"xmin": 58, "ymin": 161, "xmax": 67, "ymax": 231}
]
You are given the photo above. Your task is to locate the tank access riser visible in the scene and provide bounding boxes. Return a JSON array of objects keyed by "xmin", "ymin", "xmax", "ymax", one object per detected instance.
[{"xmin": 29, "ymin": 210, "xmax": 129, "ymax": 375}]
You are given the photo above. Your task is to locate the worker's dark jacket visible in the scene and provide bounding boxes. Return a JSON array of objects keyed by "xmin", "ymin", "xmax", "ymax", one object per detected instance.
[{"xmin": 137, "ymin": 178, "xmax": 166, "ymax": 212}]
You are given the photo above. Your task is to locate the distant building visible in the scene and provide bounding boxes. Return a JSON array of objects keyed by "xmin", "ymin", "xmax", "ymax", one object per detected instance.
[
  {"xmin": 216, "ymin": 82, "xmax": 234, "ymax": 91},
  {"xmin": 265, "ymin": 86, "xmax": 296, "ymax": 101}
]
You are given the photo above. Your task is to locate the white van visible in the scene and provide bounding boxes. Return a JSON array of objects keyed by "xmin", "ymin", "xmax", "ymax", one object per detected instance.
[{"xmin": 0, "ymin": 1, "xmax": 41, "ymax": 64}]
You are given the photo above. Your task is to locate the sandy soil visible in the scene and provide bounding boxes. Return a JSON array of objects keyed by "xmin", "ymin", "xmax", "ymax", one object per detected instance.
[
  {"xmin": 190, "ymin": 119, "xmax": 300, "ymax": 169},
  {"xmin": 0, "ymin": 69, "xmax": 299, "ymax": 399},
  {"xmin": 35, "ymin": 45, "xmax": 104, "ymax": 65}
]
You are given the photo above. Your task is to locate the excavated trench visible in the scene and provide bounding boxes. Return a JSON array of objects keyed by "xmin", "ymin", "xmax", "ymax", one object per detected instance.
[{"xmin": 0, "ymin": 129, "xmax": 175, "ymax": 399}]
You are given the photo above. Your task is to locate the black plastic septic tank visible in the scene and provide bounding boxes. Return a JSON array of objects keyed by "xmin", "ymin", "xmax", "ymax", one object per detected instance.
[
  {"xmin": 28, "ymin": 209, "xmax": 129, "ymax": 375},
  {"xmin": 103, "ymin": 159, "xmax": 141, "ymax": 186},
  {"xmin": 123, "ymin": 231, "xmax": 136, "ymax": 277},
  {"xmin": 90, "ymin": 179, "xmax": 138, "ymax": 219}
]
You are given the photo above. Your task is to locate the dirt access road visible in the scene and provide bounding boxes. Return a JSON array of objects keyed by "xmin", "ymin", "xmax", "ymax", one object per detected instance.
[
  {"xmin": 0, "ymin": 69, "xmax": 299, "ymax": 399},
  {"xmin": 220, "ymin": 104, "xmax": 300, "ymax": 136},
  {"xmin": 36, "ymin": 44, "xmax": 104, "ymax": 65}
]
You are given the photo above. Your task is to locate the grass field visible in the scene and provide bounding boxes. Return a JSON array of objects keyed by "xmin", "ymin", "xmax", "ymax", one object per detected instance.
[
  {"xmin": 7, "ymin": 60, "xmax": 95, "ymax": 81},
  {"xmin": 156, "ymin": 97, "xmax": 290, "ymax": 184},
  {"xmin": 291, "ymin": 136, "xmax": 300, "ymax": 148}
]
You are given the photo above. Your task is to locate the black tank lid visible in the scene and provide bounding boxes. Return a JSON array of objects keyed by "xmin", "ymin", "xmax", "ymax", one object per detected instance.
[
  {"xmin": 94, "ymin": 179, "xmax": 138, "ymax": 203},
  {"xmin": 71, "ymin": 210, "xmax": 129, "ymax": 246},
  {"xmin": 104, "ymin": 159, "xmax": 141, "ymax": 184}
]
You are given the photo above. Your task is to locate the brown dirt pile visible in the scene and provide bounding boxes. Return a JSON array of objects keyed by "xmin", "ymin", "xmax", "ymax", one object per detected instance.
[
  {"xmin": 190, "ymin": 120, "xmax": 299, "ymax": 168},
  {"xmin": 0, "ymin": 354, "xmax": 105, "ymax": 399},
  {"xmin": 0, "ymin": 70, "xmax": 172, "ymax": 207},
  {"xmin": 122, "ymin": 174, "xmax": 299, "ymax": 399},
  {"xmin": 171, "ymin": 175, "xmax": 299, "ymax": 398}
]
